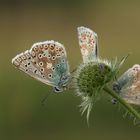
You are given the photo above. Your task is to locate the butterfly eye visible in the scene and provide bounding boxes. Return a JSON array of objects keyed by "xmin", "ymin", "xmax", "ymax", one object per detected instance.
[{"xmin": 54, "ymin": 87, "xmax": 61, "ymax": 92}]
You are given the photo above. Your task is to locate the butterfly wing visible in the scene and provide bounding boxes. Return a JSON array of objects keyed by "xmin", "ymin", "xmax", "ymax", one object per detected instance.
[
  {"xmin": 120, "ymin": 71, "xmax": 140, "ymax": 105},
  {"xmin": 77, "ymin": 26, "xmax": 98, "ymax": 63},
  {"xmin": 12, "ymin": 40, "xmax": 70, "ymax": 88},
  {"xmin": 113, "ymin": 64, "xmax": 140, "ymax": 105}
]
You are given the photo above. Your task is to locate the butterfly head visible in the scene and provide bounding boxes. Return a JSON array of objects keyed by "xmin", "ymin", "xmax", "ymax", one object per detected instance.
[{"xmin": 54, "ymin": 74, "xmax": 71, "ymax": 93}]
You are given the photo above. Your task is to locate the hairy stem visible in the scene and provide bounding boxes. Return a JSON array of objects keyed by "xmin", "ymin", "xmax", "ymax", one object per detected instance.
[{"xmin": 103, "ymin": 86, "xmax": 140, "ymax": 121}]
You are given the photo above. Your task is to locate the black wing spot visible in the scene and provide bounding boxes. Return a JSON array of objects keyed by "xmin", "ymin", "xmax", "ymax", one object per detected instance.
[
  {"xmin": 44, "ymin": 45, "xmax": 49, "ymax": 49},
  {"xmin": 48, "ymin": 73, "xmax": 52, "ymax": 78},
  {"xmin": 40, "ymin": 68, "xmax": 44, "ymax": 72},
  {"xmin": 34, "ymin": 69, "xmax": 37, "ymax": 73},
  {"xmin": 48, "ymin": 54, "xmax": 51, "ymax": 58},
  {"xmin": 52, "ymin": 56, "xmax": 55, "ymax": 60},
  {"xmin": 38, "ymin": 54, "xmax": 42, "ymax": 59},
  {"xmin": 34, "ymin": 46, "xmax": 38, "ymax": 52},
  {"xmin": 31, "ymin": 51, "xmax": 36, "ymax": 57},
  {"xmin": 21, "ymin": 56, "xmax": 26, "ymax": 60},
  {"xmin": 57, "ymin": 64, "xmax": 60, "ymax": 67},
  {"xmin": 39, "ymin": 62, "xmax": 43, "ymax": 66},
  {"xmin": 62, "ymin": 59, "xmax": 65, "ymax": 63}
]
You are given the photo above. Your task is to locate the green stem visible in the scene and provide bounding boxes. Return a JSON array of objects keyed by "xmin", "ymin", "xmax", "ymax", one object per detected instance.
[{"xmin": 103, "ymin": 86, "xmax": 140, "ymax": 121}]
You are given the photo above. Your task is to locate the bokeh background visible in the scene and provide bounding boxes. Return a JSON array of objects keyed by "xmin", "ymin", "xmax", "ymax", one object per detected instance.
[{"xmin": 0, "ymin": 0, "xmax": 140, "ymax": 140}]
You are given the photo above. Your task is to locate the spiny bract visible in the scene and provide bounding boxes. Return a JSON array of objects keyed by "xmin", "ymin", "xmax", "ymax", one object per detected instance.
[{"xmin": 73, "ymin": 58, "xmax": 120, "ymax": 122}]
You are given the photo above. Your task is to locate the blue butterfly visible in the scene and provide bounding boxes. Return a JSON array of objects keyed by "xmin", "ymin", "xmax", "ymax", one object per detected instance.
[{"xmin": 12, "ymin": 40, "xmax": 71, "ymax": 93}]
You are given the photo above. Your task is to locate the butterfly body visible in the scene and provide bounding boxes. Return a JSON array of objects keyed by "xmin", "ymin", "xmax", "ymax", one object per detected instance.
[{"xmin": 12, "ymin": 40, "xmax": 70, "ymax": 93}]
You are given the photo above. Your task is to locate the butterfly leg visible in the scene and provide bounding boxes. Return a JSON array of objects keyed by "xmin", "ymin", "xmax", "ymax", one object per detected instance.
[{"xmin": 41, "ymin": 92, "xmax": 52, "ymax": 105}]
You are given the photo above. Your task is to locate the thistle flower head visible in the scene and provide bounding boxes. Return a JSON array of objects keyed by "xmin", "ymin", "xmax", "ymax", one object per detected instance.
[
  {"xmin": 113, "ymin": 64, "xmax": 140, "ymax": 105},
  {"xmin": 74, "ymin": 58, "xmax": 122, "ymax": 122},
  {"xmin": 75, "ymin": 59, "xmax": 112, "ymax": 96}
]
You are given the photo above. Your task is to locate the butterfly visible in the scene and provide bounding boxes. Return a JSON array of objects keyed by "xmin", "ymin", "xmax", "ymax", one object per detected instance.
[
  {"xmin": 113, "ymin": 64, "xmax": 140, "ymax": 105},
  {"xmin": 12, "ymin": 40, "xmax": 71, "ymax": 93},
  {"xmin": 77, "ymin": 26, "xmax": 98, "ymax": 63}
]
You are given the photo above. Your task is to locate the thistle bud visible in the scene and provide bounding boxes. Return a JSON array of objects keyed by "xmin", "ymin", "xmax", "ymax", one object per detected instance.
[{"xmin": 75, "ymin": 61, "xmax": 112, "ymax": 97}]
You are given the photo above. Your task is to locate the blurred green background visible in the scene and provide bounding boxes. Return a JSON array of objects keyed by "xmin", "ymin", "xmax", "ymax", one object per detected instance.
[{"xmin": 0, "ymin": 0, "xmax": 140, "ymax": 140}]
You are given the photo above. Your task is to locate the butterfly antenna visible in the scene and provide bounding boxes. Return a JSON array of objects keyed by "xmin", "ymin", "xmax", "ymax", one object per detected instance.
[
  {"xmin": 41, "ymin": 92, "xmax": 52, "ymax": 106},
  {"xmin": 71, "ymin": 67, "xmax": 77, "ymax": 74}
]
